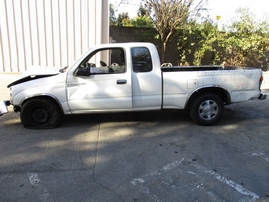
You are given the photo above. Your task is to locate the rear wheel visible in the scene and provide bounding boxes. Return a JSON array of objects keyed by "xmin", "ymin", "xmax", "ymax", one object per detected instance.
[
  {"xmin": 20, "ymin": 98, "xmax": 62, "ymax": 129},
  {"xmin": 189, "ymin": 94, "xmax": 224, "ymax": 126}
]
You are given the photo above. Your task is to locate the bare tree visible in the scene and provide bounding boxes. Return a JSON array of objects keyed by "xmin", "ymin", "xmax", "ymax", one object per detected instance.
[{"xmin": 143, "ymin": 0, "xmax": 207, "ymax": 63}]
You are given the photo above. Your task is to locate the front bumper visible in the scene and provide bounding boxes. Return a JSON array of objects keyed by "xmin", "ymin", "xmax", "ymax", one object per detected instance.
[
  {"xmin": 0, "ymin": 100, "xmax": 10, "ymax": 116},
  {"xmin": 259, "ymin": 92, "xmax": 267, "ymax": 100}
]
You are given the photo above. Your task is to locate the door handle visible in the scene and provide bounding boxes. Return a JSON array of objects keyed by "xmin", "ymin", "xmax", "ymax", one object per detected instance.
[{"xmin": 116, "ymin": 79, "xmax": 127, "ymax": 84}]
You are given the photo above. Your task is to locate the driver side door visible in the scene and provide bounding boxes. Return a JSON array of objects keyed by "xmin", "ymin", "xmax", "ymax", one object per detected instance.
[{"xmin": 66, "ymin": 48, "xmax": 132, "ymax": 113}]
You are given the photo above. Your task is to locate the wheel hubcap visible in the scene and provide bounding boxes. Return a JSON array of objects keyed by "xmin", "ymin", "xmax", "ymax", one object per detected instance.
[
  {"xmin": 199, "ymin": 100, "xmax": 218, "ymax": 120},
  {"xmin": 32, "ymin": 108, "xmax": 49, "ymax": 123}
]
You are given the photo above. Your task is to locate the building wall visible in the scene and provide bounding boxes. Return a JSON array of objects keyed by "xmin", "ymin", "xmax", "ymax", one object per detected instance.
[{"xmin": 0, "ymin": 0, "xmax": 109, "ymax": 73}]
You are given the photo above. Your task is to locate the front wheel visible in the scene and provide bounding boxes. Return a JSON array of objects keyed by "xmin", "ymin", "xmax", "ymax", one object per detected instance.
[
  {"xmin": 20, "ymin": 98, "xmax": 62, "ymax": 129},
  {"xmin": 189, "ymin": 94, "xmax": 224, "ymax": 126}
]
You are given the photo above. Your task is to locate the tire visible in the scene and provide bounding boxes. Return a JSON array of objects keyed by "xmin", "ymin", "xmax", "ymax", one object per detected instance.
[
  {"xmin": 189, "ymin": 93, "xmax": 224, "ymax": 126},
  {"xmin": 20, "ymin": 98, "xmax": 62, "ymax": 129}
]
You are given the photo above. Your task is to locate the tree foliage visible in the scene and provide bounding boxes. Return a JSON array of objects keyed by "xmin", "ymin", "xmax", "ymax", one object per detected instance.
[
  {"xmin": 132, "ymin": 4, "xmax": 154, "ymax": 28},
  {"xmin": 131, "ymin": 16, "xmax": 154, "ymax": 28},
  {"xmin": 224, "ymin": 8, "xmax": 269, "ymax": 68},
  {"xmin": 142, "ymin": 0, "xmax": 207, "ymax": 63},
  {"xmin": 117, "ymin": 12, "xmax": 133, "ymax": 26},
  {"xmin": 109, "ymin": 3, "xmax": 269, "ymax": 70},
  {"xmin": 109, "ymin": 4, "xmax": 117, "ymax": 26},
  {"xmin": 109, "ymin": 3, "xmax": 153, "ymax": 28},
  {"xmin": 178, "ymin": 8, "xmax": 269, "ymax": 70},
  {"xmin": 177, "ymin": 18, "xmax": 220, "ymax": 65}
]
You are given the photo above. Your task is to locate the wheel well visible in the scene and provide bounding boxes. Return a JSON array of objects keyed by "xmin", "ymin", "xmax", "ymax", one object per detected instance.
[
  {"xmin": 186, "ymin": 87, "xmax": 231, "ymax": 110},
  {"xmin": 21, "ymin": 96, "xmax": 63, "ymax": 114}
]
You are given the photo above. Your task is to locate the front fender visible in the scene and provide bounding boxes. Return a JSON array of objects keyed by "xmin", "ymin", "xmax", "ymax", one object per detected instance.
[
  {"xmin": 10, "ymin": 75, "xmax": 71, "ymax": 114},
  {"xmin": 20, "ymin": 94, "xmax": 65, "ymax": 113}
]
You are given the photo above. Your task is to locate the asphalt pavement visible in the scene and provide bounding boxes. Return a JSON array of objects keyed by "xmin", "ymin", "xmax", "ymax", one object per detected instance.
[{"xmin": 0, "ymin": 72, "xmax": 269, "ymax": 202}]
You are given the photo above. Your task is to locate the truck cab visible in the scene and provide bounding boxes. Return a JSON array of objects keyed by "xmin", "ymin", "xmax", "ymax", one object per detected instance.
[{"xmin": 66, "ymin": 43, "xmax": 163, "ymax": 113}]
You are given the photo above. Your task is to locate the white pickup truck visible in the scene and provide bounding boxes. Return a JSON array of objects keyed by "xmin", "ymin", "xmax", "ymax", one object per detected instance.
[{"xmin": 0, "ymin": 42, "xmax": 266, "ymax": 129}]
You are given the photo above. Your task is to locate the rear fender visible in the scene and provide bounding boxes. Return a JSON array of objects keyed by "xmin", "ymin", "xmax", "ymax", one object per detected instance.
[{"xmin": 185, "ymin": 85, "xmax": 231, "ymax": 109}]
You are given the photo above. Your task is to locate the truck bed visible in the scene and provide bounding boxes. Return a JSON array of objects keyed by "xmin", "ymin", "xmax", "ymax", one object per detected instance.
[{"xmin": 161, "ymin": 65, "xmax": 257, "ymax": 72}]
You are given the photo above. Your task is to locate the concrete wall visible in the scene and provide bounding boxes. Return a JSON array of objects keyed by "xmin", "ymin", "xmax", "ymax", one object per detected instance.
[
  {"xmin": 109, "ymin": 26, "xmax": 180, "ymax": 65},
  {"xmin": 0, "ymin": 0, "xmax": 109, "ymax": 73}
]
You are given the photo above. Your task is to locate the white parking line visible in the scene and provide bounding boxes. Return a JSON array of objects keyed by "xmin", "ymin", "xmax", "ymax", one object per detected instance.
[
  {"xmin": 131, "ymin": 158, "xmax": 260, "ymax": 202},
  {"xmin": 131, "ymin": 159, "xmax": 185, "ymax": 186},
  {"xmin": 0, "ymin": 173, "xmax": 14, "ymax": 183},
  {"xmin": 28, "ymin": 173, "xmax": 53, "ymax": 202},
  {"xmin": 190, "ymin": 163, "xmax": 259, "ymax": 201},
  {"xmin": 131, "ymin": 159, "xmax": 185, "ymax": 202},
  {"xmin": 252, "ymin": 152, "xmax": 269, "ymax": 163}
]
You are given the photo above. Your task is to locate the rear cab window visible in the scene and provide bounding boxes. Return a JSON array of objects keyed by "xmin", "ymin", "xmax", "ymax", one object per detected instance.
[{"xmin": 131, "ymin": 47, "xmax": 153, "ymax": 73}]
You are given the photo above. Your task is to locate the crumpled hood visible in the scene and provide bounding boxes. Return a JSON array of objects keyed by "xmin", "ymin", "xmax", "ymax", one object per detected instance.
[{"xmin": 7, "ymin": 66, "xmax": 61, "ymax": 88}]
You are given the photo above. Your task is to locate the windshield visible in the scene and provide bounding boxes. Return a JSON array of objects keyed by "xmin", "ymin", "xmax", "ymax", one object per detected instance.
[
  {"xmin": 60, "ymin": 48, "xmax": 94, "ymax": 74},
  {"xmin": 58, "ymin": 58, "xmax": 78, "ymax": 73}
]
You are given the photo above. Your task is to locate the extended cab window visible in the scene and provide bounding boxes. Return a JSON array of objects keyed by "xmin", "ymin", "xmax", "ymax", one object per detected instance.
[
  {"xmin": 131, "ymin": 47, "xmax": 152, "ymax": 72},
  {"xmin": 76, "ymin": 48, "xmax": 126, "ymax": 76}
]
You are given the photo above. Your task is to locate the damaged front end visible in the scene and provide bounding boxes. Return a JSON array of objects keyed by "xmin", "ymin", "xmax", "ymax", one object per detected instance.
[{"xmin": 0, "ymin": 66, "xmax": 62, "ymax": 116}]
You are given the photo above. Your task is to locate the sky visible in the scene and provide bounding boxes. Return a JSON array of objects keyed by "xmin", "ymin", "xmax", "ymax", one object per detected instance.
[{"xmin": 109, "ymin": 0, "xmax": 269, "ymax": 26}]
